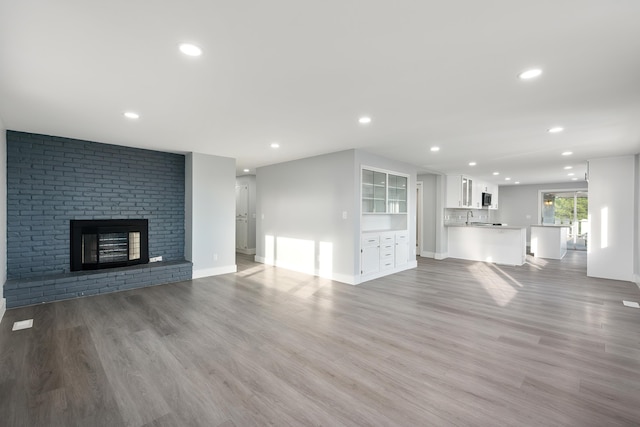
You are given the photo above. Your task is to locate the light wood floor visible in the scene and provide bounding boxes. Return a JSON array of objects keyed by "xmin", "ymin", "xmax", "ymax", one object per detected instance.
[{"xmin": 2, "ymin": 252, "xmax": 640, "ymax": 426}]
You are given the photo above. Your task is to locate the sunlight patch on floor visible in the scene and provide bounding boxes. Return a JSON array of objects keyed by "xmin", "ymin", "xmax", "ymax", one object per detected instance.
[{"xmin": 467, "ymin": 262, "xmax": 518, "ymax": 307}]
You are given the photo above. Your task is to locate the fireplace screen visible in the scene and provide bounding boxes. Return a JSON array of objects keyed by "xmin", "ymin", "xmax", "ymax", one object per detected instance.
[{"xmin": 71, "ymin": 220, "xmax": 149, "ymax": 271}]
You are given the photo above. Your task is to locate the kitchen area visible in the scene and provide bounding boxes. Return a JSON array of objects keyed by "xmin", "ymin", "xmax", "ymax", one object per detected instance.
[
  {"xmin": 443, "ymin": 175, "xmax": 527, "ymax": 265},
  {"xmin": 439, "ymin": 175, "xmax": 586, "ymax": 265}
]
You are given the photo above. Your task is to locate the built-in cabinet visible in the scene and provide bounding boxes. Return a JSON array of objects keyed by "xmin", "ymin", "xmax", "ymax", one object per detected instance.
[
  {"xmin": 446, "ymin": 175, "xmax": 499, "ymax": 210},
  {"xmin": 361, "ymin": 166, "xmax": 411, "ymax": 280},
  {"xmin": 362, "ymin": 169, "xmax": 408, "ymax": 213},
  {"xmin": 360, "ymin": 231, "xmax": 410, "ymax": 276}
]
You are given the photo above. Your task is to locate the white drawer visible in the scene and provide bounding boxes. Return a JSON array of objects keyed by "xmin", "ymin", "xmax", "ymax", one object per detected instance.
[
  {"xmin": 395, "ymin": 232, "xmax": 409, "ymax": 242},
  {"xmin": 380, "ymin": 234, "xmax": 395, "ymax": 244},
  {"xmin": 361, "ymin": 235, "xmax": 379, "ymax": 247},
  {"xmin": 380, "ymin": 259, "xmax": 394, "ymax": 270},
  {"xmin": 380, "ymin": 248, "xmax": 394, "ymax": 259}
]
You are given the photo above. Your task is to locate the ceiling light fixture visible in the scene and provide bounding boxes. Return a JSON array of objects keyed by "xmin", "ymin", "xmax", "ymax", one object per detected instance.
[
  {"xmin": 505, "ymin": 177, "xmax": 511, "ymax": 181},
  {"xmin": 243, "ymin": 169, "xmax": 250, "ymax": 173},
  {"xmin": 515, "ymin": 181, "xmax": 520, "ymax": 184},
  {"xmin": 518, "ymin": 68, "xmax": 542, "ymax": 80},
  {"xmin": 123, "ymin": 111, "xmax": 140, "ymax": 119},
  {"xmin": 430, "ymin": 146, "xmax": 440, "ymax": 152},
  {"xmin": 562, "ymin": 151, "xmax": 573, "ymax": 156},
  {"xmin": 572, "ymin": 177, "xmax": 578, "ymax": 181},
  {"xmin": 568, "ymin": 173, "xmax": 575, "ymax": 176},
  {"xmin": 468, "ymin": 162, "xmax": 477, "ymax": 166},
  {"xmin": 493, "ymin": 172, "xmax": 500, "ymax": 176},
  {"xmin": 358, "ymin": 116, "xmax": 372, "ymax": 124},
  {"xmin": 548, "ymin": 126, "xmax": 564, "ymax": 133},
  {"xmin": 564, "ymin": 166, "xmax": 573, "ymax": 170},
  {"xmin": 179, "ymin": 43, "xmax": 202, "ymax": 57},
  {"xmin": 270, "ymin": 142, "xmax": 280, "ymax": 149}
]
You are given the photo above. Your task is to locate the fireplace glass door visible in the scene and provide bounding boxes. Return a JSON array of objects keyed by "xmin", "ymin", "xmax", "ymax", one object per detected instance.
[{"xmin": 71, "ymin": 220, "xmax": 148, "ymax": 271}]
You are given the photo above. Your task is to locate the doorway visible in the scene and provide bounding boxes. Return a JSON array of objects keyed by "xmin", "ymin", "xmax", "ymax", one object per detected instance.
[
  {"xmin": 539, "ymin": 189, "xmax": 588, "ymax": 251},
  {"xmin": 416, "ymin": 181, "xmax": 423, "ymax": 256}
]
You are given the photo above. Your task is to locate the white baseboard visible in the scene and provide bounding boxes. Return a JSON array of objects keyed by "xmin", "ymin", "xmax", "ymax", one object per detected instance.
[
  {"xmin": 420, "ymin": 251, "xmax": 435, "ymax": 258},
  {"xmin": 356, "ymin": 260, "xmax": 418, "ymax": 285},
  {"xmin": 236, "ymin": 248, "xmax": 256, "ymax": 255},
  {"xmin": 634, "ymin": 274, "xmax": 640, "ymax": 290},
  {"xmin": 192, "ymin": 265, "xmax": 237, "ymax": 279},
  {"xmin": 254, "ymin": 256, "xmax": 358, "ymax": 285},
  {"xmin": 434, "ymin": 252, "xmax": 448, "ymax": 260},
  {"xmin": 0, "ymin": 298, "xmax": 5, "ymax": 325}
]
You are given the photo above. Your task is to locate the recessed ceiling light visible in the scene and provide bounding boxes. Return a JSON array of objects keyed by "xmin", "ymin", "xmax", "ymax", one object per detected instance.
[
  {"xmin": 548, "ymin": 126, "xmax": 564, "ymax": 133},
  {"xmin": 562, "ymin": 151, "xmax": 573, "ymax": 156},
  {"xmin": 518, "ymin": 68, "xmax": 542, "ymax": 80},
  {"xmin": 270, "ymin": 142, "xmax": 280, "ymax": 149},
  {"xmin": 179, "ymin": 43, "xmax": 202, "ymax": 57},
  {"xmin": 572, "ymin": 177, "xmax": 578, "ymax": 181},
  {"xmin": 468, "ymin": 162, "xmax": 477, "ymax": 166},
  {"xmin": 505, "ymin": 177, "xmax": 511, "ymax": 181},
  {"xmin": 358, "ymin": 116, "xmax": 372, "ymax": 124},
  {"xmin": 568, "ymin": 173, "xmax": 575, "ymax": 176},
  {"xmin": 493, "ymin": 172, "xmax": 500, "ymax": 176},
  {"xmin": 515, "ymin": 181, "xmax": 520, "ymax": 184},
  {"xmin": 564, "ymin": 166, "xmax": 573, "ymax": 170},
  {"xmin": 124, "ymin": 111, "xmax": 139, "ymax": 119},
  {"xmin": 243, "ymin": 168, "xmax": 250, "ymax": 173},
  {"xmin": 430, "ymin": 146, "xmax": 440, "ymax": 152}
]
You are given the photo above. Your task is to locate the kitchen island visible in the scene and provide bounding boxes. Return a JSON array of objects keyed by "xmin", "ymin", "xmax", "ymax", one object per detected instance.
[
  {"xmin": 446, "ymin": 224, "xmax": 527, "ymax": 266},
  {"xmin": 530, "ymin": 225, "xmax": 569, "ymax": 259}
]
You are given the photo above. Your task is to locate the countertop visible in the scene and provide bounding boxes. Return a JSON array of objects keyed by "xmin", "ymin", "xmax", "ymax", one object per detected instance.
[
  {"xmin": 445, "ymin": 224, "xmax": 527, "ymax": 230},
  {"xmin": 530, "ymin": 224, "xmax": 571, "ymax": 228}
]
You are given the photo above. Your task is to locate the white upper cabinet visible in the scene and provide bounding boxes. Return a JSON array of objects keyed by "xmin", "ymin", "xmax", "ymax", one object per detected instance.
[
  {"xmin": 447, "ymin": 175, "xmax": 499, "ymax": 209},
  {"xmin": 387, "ymin": 174, "xmax": 408, "ymax": 213},
  {"xmin": 362, "ymin": 168, "xmax": 408, "ymax": 214},
  {"xmin": 446, "ymin": 175, "xmax": 463, "ymax": 208},
  {"xmin": 362, "ymin": 169, "xmax": 387, "ymax": 213},
  {"xmin": 447, "ymin": 175, "xmax": 475, "ymax": 208},
  {"xmin": 488, "ymin": 183, "xmax": 499, "ymax": 210}
]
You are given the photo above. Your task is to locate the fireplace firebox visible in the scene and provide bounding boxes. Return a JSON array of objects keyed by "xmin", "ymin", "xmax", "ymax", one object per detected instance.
[{"xmin": 70, "ymin": 219, "xmax": 149, "ymax": 271}]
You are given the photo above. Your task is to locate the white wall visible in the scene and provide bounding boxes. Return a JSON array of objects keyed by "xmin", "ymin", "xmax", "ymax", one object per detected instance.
[
  {"xmin": 636, "ymin": 154, "xmax": 640, "ymax": 286},
  {"xmin": 0, "ymin": 120, "xmax": 6, "ymax": 323},
  {"xmin": 256, "ymin": 150, "xmax": 357, "ymax": 283},
  {"xmin": 587, "ymin": 156, "xmax": 635, "ymax": 282},
  {"xmin": 185, "ymin": 153, "xmax": 237, "ymax": 279},
  {"xmin": 498, "ymin": 181, "xmax": 587, "ymax": 244},
  {"xmin": 235, "ymin": 175, "xmax": 257, "ymax": 252}
]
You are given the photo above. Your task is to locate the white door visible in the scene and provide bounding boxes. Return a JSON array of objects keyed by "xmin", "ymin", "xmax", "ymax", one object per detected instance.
[
  {"xmin": 235, "ymin": 185, "xmax": 249, "ymax": 250},
  {"xmin": 361, "ymin": 246, "xmax": 380, "ymax": 275},
  {"xmin": 236, "ymin": 217, "xmax": 248, "ymax": 250},
  {"xmin": 395, "ymin": 232, "xmax": 410, "ymax": 267}
]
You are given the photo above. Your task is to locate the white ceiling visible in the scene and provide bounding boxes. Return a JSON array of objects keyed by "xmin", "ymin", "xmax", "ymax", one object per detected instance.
[{"xmin": 1, "ymin": 1, "xmax": 639, "ymax": 185}]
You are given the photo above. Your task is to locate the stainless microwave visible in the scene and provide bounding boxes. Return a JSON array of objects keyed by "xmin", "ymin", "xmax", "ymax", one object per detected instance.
[{"xmin": 482, "ymin": 192, "xmax": 492, "ymax": 206}]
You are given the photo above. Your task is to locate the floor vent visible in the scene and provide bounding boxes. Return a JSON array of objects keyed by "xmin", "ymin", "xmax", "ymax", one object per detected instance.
[
  {"xmin": 12, "ymin": 319, "xmax": 34, "ymax": 331},
  {"xmin": 622, "ymin": 300, "xmax": 640, "ymax": 308}
]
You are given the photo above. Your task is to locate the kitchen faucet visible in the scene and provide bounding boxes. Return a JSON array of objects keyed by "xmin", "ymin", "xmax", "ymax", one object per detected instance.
[{"xmin": 466, "ymin": 210, "xmax": 474, "ymax": 225}]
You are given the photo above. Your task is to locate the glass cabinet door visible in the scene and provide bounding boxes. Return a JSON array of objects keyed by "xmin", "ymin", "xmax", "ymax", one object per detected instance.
[
  {"xmin": 388, "ymin": 174, "xmax": 407, "ymax": 213},
  {"xmin": 362, "ymin": 169, "xmax": 387, "ymax": 213},
  {"xmin": 363, "ymin": 169, "xmax": 407, "ymax": 213}
]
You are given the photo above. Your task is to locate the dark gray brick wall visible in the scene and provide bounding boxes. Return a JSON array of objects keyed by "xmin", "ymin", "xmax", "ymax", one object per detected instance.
[
  {"xmin": 4, "ymin": 261, "xmax": 192, "ymax": 308},
  {"xmin": 6, "ymin": 130, "xmax": 186, "ymax": 283}
]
